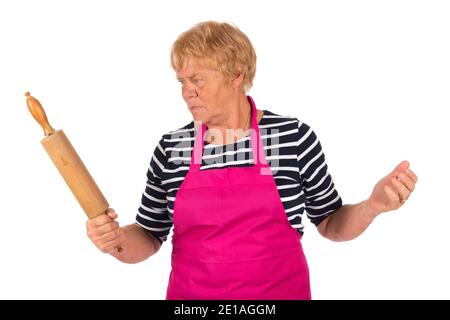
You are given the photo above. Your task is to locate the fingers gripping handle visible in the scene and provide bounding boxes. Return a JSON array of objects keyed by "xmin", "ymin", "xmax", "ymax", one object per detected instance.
[{"xmin": 104, "ymin": 209, "xmax": 123, "ymax": 253}]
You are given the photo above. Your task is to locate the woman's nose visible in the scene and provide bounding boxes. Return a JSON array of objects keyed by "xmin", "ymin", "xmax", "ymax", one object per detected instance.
[{"xmin": 183, "ymin": 84, "xmax": 198, "ymax": 99}]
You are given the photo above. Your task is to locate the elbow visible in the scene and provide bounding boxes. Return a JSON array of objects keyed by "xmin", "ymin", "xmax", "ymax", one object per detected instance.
[
  {"xmin": 323, "ymin": 231, "xmax": 359, "ymax": 242},
  {"xmin": 317, "ymin": 216, "xmax": 359, "ymax": 242}
]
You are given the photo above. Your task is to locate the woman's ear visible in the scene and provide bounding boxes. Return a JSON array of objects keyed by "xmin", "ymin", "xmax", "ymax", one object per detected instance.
[{"xmin": 231, "ymin": 66, "xmax": 245, "ymax": 89}]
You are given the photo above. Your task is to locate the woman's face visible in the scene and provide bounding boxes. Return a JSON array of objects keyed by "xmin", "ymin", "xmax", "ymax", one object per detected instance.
[{"xmin": 176, "ymin": 58, "xmax": 239, "ymax": 124}]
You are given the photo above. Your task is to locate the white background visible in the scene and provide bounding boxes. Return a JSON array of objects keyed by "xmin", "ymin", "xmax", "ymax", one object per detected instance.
[{"xmin": 1, "ymin": 0, "xmax": 449, "ymax": 299}]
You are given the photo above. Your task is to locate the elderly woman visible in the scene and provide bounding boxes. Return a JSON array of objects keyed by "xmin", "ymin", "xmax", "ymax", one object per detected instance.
[{"xmin": 86, "ymin": 21, "xmax": 417, "ymax": 300}]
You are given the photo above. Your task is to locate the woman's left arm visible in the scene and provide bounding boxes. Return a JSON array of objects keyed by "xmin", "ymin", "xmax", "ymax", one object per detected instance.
[{"xmin": 317, "ymin": 160, "xmax": 418, "ymax": 241}]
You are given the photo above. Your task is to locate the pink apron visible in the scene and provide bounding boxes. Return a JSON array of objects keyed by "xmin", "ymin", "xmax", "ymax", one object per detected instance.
[{"xmin": 166, "ymin": 96, "xmax": 311, "ymax": 300}]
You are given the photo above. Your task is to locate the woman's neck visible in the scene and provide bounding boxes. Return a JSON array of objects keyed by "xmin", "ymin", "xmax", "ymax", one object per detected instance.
[{"xmin": 205, "ymin": 95, "xmax": 262, "ymax": 145}]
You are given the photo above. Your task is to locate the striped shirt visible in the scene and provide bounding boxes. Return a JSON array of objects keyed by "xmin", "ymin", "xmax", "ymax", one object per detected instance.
[{"xmin": 136, "ymin": 109, "xmax": 343, "ymax": 244}]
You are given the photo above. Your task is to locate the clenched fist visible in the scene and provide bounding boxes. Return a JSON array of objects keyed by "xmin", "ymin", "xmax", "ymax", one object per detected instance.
[{"xmin": 86, "ymin": 208, "xmax": 124, "ymax": 254}]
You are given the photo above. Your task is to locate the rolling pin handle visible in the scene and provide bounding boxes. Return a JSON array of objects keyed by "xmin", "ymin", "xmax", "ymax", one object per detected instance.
[{"xmin": 25, "ymin": 92, "xmax": 56, "ymax": 136}]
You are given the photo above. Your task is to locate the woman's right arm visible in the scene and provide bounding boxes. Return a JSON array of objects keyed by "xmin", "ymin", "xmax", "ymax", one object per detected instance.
[{"xmin": 86, "ymin": 208, "xmax": 161, "ymax": 264}]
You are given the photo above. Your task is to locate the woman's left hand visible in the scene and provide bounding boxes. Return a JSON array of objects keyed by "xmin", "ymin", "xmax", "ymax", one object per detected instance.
[{"xmin": 366, "ymin": 160, "xmax": 418, "ymax": 216}]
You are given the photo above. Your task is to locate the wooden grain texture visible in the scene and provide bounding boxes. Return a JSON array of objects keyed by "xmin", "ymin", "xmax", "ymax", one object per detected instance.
[{"xmin": 41, "ymin": 130, "xmax": 109, "ymax": 219}]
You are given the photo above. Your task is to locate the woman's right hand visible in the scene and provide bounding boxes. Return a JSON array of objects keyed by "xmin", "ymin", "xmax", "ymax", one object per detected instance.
[{"xmin": 86, "ymin": 208, "xmax": 124, "ymax": 254}]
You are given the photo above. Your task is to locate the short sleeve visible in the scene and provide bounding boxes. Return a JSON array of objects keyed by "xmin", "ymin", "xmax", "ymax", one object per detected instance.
[
  {"xmin": 135, "ymin": 137, "xmax": 172, "ymax": 244},
  {"xmin": 297, "ymin": 121, "xmax": 343, "ymax": 226}
]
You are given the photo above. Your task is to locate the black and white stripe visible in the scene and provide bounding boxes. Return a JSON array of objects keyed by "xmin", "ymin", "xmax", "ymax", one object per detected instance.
[{"xmin": 136, "ymin": 110, "xmax": 342, "ymax": 244}]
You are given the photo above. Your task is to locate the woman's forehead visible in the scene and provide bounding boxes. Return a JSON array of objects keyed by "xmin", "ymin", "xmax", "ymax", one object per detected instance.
[{"xmin": 176, "ymin": 58, "xmax": 218, "ymax": 78}]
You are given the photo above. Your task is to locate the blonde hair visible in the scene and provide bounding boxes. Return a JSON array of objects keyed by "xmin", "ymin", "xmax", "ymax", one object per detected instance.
[{"xmin": 171, "ymin": 21, "xmax": 257, "ymax": 92}]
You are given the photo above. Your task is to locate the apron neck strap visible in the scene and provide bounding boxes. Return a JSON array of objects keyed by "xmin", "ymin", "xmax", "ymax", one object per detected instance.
[{"xmin": 190, "ymin": 95, "xmax": 267, "ymax": 171}]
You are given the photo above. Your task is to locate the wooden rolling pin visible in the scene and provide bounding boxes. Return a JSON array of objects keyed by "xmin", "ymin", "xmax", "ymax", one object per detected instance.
[{"xmin": 26, "ymin": 92, "xmax": 122, "ymax": 252}]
